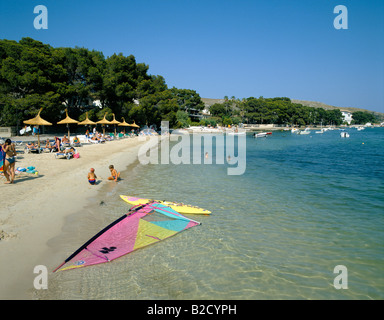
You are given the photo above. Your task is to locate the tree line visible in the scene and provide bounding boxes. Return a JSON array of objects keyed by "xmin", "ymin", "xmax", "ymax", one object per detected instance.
[
  {"xmin": 0, "ymin": 38, "xmax": 379, "ymax": 131},
  {"xmin": 0, "ymin": 37, "xmax": 204, "ymax": 130},
  {"xmin": 208, "ymin": 96, "xmax": 380, "ymax": 126}
]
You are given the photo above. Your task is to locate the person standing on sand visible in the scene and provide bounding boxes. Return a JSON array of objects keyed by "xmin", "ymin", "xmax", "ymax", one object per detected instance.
[
  {"xmin": 108, "ymin": 165, "xmax": 120, "ymax": 182},
  {"xmin": 2, "ymin": 139, "xmax": 16, "ymax": 184},
  {"xmin": 87, "ymin": 168, "xmax": 97, "ymax": 185}
]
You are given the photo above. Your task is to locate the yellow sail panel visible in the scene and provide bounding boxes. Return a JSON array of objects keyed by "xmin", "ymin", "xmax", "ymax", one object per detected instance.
[{"xmin": 133, "ymin": 219, "xmax": 178, "ymax": 250}]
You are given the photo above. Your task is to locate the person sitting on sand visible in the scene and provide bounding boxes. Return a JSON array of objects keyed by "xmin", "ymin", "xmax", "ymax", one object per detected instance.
[
  {"xmin": 87, "ymin": 168, "xmax": 97, "ymax": 185},
  {"xmin": 108, "ymin": 165, "xmax": 120, "ymax": 182}
]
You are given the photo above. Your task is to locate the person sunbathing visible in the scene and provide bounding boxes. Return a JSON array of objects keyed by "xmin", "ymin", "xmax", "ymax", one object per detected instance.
[
  {"xmin": 63, "ymin": 147, "xmax": 75, "ymax": 154},
  {"xmin": 44, "ymin": 139, "xmax": 53, "ymax": 149},
  {"xmin": 73, "ymin": 136, "xmax": 80, "ymax": 145},
  {"xmin": 62, "ymin": 135, "xmax": 69, "ymax": 144}
]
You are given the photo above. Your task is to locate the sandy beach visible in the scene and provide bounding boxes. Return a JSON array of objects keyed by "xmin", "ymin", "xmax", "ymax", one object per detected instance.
[{"xmin": 0, "ymin": 136, "xmax": 147, "ymax": 299}]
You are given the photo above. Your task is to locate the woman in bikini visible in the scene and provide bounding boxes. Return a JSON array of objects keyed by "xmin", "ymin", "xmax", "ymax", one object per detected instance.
[{"xmin": 2, "ymin": 139, "xmax": 16, "ymax": 184}]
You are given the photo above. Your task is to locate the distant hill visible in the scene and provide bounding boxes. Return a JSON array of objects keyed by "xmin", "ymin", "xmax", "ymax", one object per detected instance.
[{"xmin": 201, "ymin": 97, "xmax": 384, "ymax": 120}]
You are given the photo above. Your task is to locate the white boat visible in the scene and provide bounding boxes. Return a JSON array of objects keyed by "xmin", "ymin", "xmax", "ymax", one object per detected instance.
[
  {"xmin": 357, "ymin": 126, "xmax": 365, "ymax": 131},
  {"xmin": 315, "ymin": 128, "xmax": 328, "ymax": 134},
  {"xmin": 291, "ymin": 128, "xmax": 299, "ymax": 133},
  {"xmin": 340, "ymin": 131, "xmax": 350, "ymax": 138},
  {"xmin": 298, "ymin": 128, "xmax": 311, "ymax": 135},
  {"xmin": 253, "ymin": 132, "xmax": 272, "ymax": 138}
]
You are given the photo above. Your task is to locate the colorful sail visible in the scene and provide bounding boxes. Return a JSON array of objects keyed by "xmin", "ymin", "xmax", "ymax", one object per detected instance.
[{"xmin": 54, "ymin": 202, "xmax": 200, "ymax": 272}]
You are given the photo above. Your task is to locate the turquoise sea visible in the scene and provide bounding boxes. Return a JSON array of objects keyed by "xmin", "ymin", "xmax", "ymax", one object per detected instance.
[{"xmin": 44, "ymin": 127, "xmax": 384, "ymax": 300}]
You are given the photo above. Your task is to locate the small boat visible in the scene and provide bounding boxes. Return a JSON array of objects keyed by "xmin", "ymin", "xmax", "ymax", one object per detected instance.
[
  {"xmin": 253, "ymin": 132, "xmax": 272, "ymax": 138},
  {"xmin": 340, "ymin": 131, "xmax": 350, "ymax": 138},
  {"xmin": 291, "ymin": 128, "xmax": 299, "ymax": 133},
  {"xmin": 298, "ymin": 128, "xmax": 311, "ymax": 135}
]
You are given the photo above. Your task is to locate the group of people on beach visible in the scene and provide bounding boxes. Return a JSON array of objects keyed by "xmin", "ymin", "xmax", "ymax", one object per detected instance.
[
  {"xmin": 0, "ymin": 138, "xmax": 16, "ymax": 184},
  {"xmin": 1, "ymin": 133, "xmax": 121, "ymax": 186},
  {"xmin": 87, "ymin": 165, "xmax": 120, "ymax": 185}
]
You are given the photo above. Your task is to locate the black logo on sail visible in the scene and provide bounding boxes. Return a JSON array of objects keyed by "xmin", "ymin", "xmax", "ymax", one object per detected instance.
[{"xmin": 99, "ymin": 246, "xmax": 117, "ymax": 254}]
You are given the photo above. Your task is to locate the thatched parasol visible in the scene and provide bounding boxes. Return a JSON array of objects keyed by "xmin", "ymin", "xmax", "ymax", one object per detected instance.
[
  {"xmin": 23, "ymin": 108, "xmax": 52, "ymax": 147},
  {"xmin": 57, "ymin": 109, "xmax": 79, "ymax": 138},
  {"xmin": 109, "ymin": 113, "xmax": 121, "ymax": 137},
  {"xmin": 129, "ymin": 121, "xmax": 140, "ymax": 128},
  {"xmin": 78, "ymin": 112, "xmax": 96, "ymax": 136},
  {"xmin": 118, "ymin": 117, "xmax": 131, "ymax": 134},
  {"xmin": 96, "ymin": 112, "xmax": 112, "ymax": 136}
]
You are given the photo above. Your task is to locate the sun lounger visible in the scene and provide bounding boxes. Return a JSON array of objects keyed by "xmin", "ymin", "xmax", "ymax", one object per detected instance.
[
  {"xmin": 55, "ymin": 148, "xmax": 76, "ymax": 160},
  {"xmin": 25, "ymin": 146, "xmax": 42, "ymax": 154}
]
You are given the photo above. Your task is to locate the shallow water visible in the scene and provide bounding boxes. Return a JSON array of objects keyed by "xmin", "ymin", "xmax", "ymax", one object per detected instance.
[{"xmin": 40, "ymin": 127, "xmax": 384, "ymax": 299}]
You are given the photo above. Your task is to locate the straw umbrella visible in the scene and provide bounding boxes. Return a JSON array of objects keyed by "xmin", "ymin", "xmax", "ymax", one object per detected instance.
[
  {"xmin": 109, "ymin": 113, "xmax": 121, "ymax": 137},
  {"xmin": 78, "ymin": 112, "xmax": 96, "ymax": 133},
  {"xmin": 129, "ymin": 121, "xmax": 140, "ymax": 128},
  {"xmin": 23, "ymin": 108, "xmax": 53, "ymax": 148},
  {"xmin": 96, "ymin": 112, "xmax": 112, "ymax": 137},
  {"xmin": 118, "ymin": 117, "xmax": 131, "ymax": 135},
  {"xmin": 57, "ymin": 109, "xmax": 79, "ymax": 139},
  {"xmin": 129, "ymin": 120, "xmax": 140, "ymax": 135}
]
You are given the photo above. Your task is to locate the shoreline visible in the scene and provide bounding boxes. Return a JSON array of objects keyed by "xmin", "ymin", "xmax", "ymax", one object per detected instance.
[{"xmin": 0, "ymin": 137, "xmax": 147, "ymax": 299}]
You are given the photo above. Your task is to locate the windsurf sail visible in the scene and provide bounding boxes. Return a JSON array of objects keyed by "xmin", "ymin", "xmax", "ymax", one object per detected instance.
[{"xmin": 53, "ymin": 202, "xmax": 201, "ymax": 272}]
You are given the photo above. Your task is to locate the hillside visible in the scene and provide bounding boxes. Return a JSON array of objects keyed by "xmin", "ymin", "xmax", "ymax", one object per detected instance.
[{"xmin": 201, "ymin": 97, "xmax": 384, "ymax": 119}]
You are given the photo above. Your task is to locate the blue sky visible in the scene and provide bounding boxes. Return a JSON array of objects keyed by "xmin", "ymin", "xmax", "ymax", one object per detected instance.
[{"xmin": 0, "ymin": 0, "xmax": 383, "ymax": 112}]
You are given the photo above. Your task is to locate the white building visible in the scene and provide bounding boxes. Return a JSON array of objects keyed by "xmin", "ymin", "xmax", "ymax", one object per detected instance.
[{"xmin": 341, "ymin": 110, "xmax": 353, "ymax": 125}]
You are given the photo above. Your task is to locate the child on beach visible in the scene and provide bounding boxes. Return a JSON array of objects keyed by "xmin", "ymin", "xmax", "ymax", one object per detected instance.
[
  {"xmin": 108, "ymin": 165, "xmax": 120, "ymax": 182},
  {"xmin": 87, "ymin": 168, "xmax": 97, "ymax": 185}
]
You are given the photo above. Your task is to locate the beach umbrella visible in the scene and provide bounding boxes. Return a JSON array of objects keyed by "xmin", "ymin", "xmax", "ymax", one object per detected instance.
[
  {"xmin": 118, "ymin": 117, "xmax": 130, "ymax": 127},
  {"xmin": 96, "ymin": 112, "xmax": 112, "ymax": 136},
  {"xmin": 78, "ymin": 112, "xmax": 96, "ymax": 126},
  {"xmin": 23, "ymin": 108, "xmax": 53, "ymax": 148},
  {"xmin": 118, "ymin": 117, "xmax": 131, "ymax": 134},
  {"xmin": 128, "ymin": 120, "xmax": 140, "ymax": 135},
  {"xmin": 78, "ymin": 112, "xmax": 97, "ymax": 135},
  {"xmin": 129, "ymin": 121, "xmax": 140, "ymax": 128},
  {"xmin": 57, "ymin": 109, "xmax": 79, "ymax": 138},
  {"xmin": 109, "ymin": 113, "xmax": 121, "ymax": 137}
]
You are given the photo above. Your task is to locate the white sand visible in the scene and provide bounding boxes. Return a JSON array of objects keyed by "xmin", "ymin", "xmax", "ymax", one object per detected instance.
[{"xmin": 0, "ymin": 137, "xmax": 149, "ymax": 299}]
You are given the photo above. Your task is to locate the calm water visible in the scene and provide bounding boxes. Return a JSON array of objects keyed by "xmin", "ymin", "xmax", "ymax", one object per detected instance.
[{"xmin": 42, "ymin": 127, "xmax": 384, "ymax": 300}]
